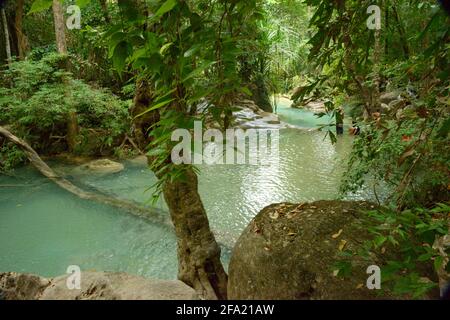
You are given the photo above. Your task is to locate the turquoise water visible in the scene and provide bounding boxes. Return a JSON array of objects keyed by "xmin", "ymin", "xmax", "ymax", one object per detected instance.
[
  {"xmin": 277, "ymin": 102, "xmax": 334, "ymax": 129},
  {"xmin": 0, "ymin": 169, "xmax": 178, "ymax": 279},
  {"xmin": 0, "ymin": 103, "xmax": 368, "ymax": 279}
]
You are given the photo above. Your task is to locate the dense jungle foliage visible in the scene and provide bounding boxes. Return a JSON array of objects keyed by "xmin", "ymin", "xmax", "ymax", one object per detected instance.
[{"xmin": 0, "ymin": 0, "xmax": 448, "ymax": 299}]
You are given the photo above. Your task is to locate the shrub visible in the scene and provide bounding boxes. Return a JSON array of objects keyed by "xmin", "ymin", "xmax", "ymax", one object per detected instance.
[{"xmin": 0, "ymin": 53, "xmax": 130, "ymax": 167}]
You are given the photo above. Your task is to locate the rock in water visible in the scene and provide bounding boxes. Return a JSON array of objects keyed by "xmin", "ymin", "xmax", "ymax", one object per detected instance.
[
  {"xmin": 228, "ymin": 201, "xmax": 394, "ymax": 300},
  {"xmin": 76, "ymin": 159, "xmax": 124, "ymax": 175},
  {"xmin": 0, "ymin": 272, "xmax": 197, "ymax": 300}
]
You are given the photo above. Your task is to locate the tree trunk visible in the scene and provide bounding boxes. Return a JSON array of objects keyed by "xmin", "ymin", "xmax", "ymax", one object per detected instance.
[
  {"xmin": 160, "ymin": 168, "xmax": 228, "ymax": 300},
  {"xmin": 124, "ymin": 0, "xmax": 228, "ymax": 299},
  {"xmin": 1, "ymin": 8, "xmax": 11, "ymax": 65},
  {"xmin": 15, "ymin": 0, "xmax": 28, "ymax": 59},
  {"xmin": 52, "ymin": 0, "xmax": 79, "ymax": 152},
  {"xmin": 130, "ymin": 79, "xmax": 159, "ymax": 150},
  {"xmin": 371, "ymin": 27, "xmax": 382, "ymax": 113},
  {"xmin": 52, "ymin": 0, "xmax": 67, "ymax": 54},
  {"xmin": 131, "ymin": 79, "xmax": 228, "ymax": 300}
]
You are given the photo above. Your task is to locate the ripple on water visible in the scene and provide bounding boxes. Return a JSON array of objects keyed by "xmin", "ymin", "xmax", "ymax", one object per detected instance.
[{"xmin": 1, "ymin": 109, "xmax": 373, "ymax": 279}]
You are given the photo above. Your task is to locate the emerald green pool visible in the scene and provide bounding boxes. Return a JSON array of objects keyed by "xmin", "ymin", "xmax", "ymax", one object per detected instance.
[{"xmin": 0, "ymin": 101, "xmax": 369, "ymax": 279}]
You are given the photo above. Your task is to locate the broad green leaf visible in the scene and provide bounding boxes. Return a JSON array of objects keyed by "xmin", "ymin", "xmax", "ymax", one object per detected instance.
[
  {"xmin": 28, "ymin": 0, "xmax": 53, "ymax": 14},
  {"xmin": 135, "ymin": 99, "xmax": 175, "ymax": 119},
  {"xmin": 112, "ymin": 41, "xmax": 131, "ymax": 73},
  {"xmin": 154, "ymin": 0, "xmax": 178, "ymax": 19},
  {"xmin": 108, "ymin": 32, "xmax": 127, "ymax": 59}
]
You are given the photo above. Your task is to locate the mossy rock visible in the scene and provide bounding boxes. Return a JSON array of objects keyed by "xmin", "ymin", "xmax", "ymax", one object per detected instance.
[{"xmin": 228, "ymin": 200, "xmax": 395, "ymax": 300}]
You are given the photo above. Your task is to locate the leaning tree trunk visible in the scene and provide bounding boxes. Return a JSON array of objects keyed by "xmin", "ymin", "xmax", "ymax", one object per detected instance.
[
  {"xmin": 1, "ymin": 7, "xmax": 11, "ymax": 65},
  {"xmin": 52, "ymin": 0, "xmax": 79, "ymax": 152},
  {"xmin": 0, "ymin": 125, "xmax": 168, "ymax": 225},
  {"xmin": 160, "ymin": 168, "xmax": 228, "ymax": 300}
]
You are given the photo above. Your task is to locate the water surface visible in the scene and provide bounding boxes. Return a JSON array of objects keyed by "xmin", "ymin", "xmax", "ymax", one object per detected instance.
[{"xmin": 0, "ymin": 103, "xmax": 364, "ymax": 279}]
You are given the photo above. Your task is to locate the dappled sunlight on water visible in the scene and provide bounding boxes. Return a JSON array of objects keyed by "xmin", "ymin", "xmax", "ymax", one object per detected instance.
[{"xmin": 0, "ymin": 106, "xmax": 370, "ymax": 279}]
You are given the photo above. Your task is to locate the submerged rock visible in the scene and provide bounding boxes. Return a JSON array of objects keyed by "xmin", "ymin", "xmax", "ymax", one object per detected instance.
[
  {"xmin": 76, "ymin": 159, "xmax": 124, "ymax": 175},
  {"xmin": 233, "ymin": 100, "xmax": 291, "ymax": 130},
  {"xmin": 292, "ymin": 101, "xmax": 326, "ymax": 113},
  {"xmin": 0, "ymin": 272, "xmax": 197, "ymax": 300},
  {"xmin": 228, "ymin": 201, "xmax": 394, "ymax": 300}
]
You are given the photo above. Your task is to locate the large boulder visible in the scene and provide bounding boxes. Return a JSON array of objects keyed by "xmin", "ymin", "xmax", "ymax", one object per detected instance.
[
  {"xmin": 0, "ymin": 272, "xmax": 197, "ymax": 300},
  {"xmin": 228, "ymin": 201, "xmax": 393, "ymax": 300}
]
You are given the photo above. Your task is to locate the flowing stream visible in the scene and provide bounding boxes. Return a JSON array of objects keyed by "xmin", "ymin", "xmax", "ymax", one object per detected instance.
[{"xmin": 0, "ymin": 100, "xmax": 368, "ymax": 279}]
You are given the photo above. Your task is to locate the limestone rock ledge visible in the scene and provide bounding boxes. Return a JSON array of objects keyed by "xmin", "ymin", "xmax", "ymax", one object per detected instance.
[{"xmin": 0, "ymin": 272, "xmax": 197, "ymax": 300}]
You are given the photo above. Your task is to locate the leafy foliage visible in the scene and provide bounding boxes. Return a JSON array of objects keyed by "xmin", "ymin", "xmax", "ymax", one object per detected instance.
[
  {"xmin": 336, "ymin": 204, "xmax": 449, "ymax": 298},
  {"xmin": 0, "ymin": 53, "xmax": 130, "ymax": 168},
  {"xmin": 305, "ymin": 0, "xmax": 450, "ymax": 298}
]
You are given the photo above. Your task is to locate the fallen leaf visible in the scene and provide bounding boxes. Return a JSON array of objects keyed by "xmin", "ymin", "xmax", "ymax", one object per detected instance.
[
  {"xmin": 333, "ymin": 270, "xmax": 339, "ymax": 277},
  {"xmin": 269, "ymin": 211, "xmax": 279, "ymax": 220},
  {"xmin": 287, "ymin": 232, "xmax": 297, "ymax": 237},
  {"xmin": 356, "ymin": 283, "xmax": 364, "ymax": 289},
  {"xmin": 332, "ymin": 229, "xmax": 344, "ymax": 239},
  {"xmin": 338, "ymin": 240, "xmax": 348, "ymax": 251}
]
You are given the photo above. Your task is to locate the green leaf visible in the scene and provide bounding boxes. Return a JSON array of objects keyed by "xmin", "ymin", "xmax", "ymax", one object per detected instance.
[
  {"xmin": 182, "ymin": 61, "xmax": 216, "ymax": 83},
  {"xmin": 417, "ymin": 253, "xmax": 434, "ymax": 262},
  {"xmin": 160, "ymin": 43, "xmax": 173, "ymax": 55},
  {"xmin": 239, "ymin": 86, "xmax": 252, "ymax": 96},
  {"xmin": 434, "ymin": 256, "xmax": 444, "ymax": 271},
  {"xmin": 374, "ymin": 236, "xmax": 387, "ymax": 248},
  {"xmin": 184, "ymin": 45, "xmax": 201, "ymax": 58},
  {"xmin": 135, "ymin": 99, "xmax": 175, "ymax": 119},
  {"xmin": 328, "ymin": 130, "xmax": 337, "ymax": 144},
  {"xmin": 28, "ymin": 0, "xmax": 53, "ymax": 14},
  {"xmin": 75, "ymin": 0, "xmax": 91, "ymax": 8},
  {"xmin": 154, "ymin": 0, "xmax": 178, "ymax": 19},
  {"xmin": 108, "ymin": 32, "xmax": 127, "ymax": 59},
  {"xmin": 112, "ymin": 41, "xmax": 131, "ymax": 73}
]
